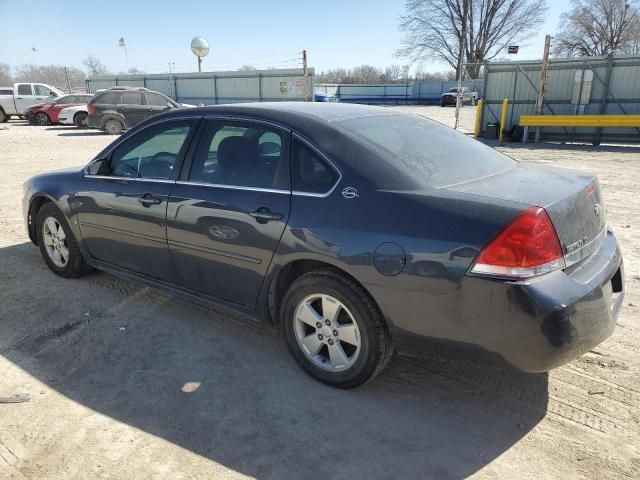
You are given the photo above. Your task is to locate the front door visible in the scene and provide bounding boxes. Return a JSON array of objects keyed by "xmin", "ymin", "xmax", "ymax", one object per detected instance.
[
  {"xmin": 77, "ymin": 118, "xmax": 198, "ymax": 281},
  {"xmin": 167, "ymin": 118, "xmax": 291, "ymax": 306},
  {"xmin": 117, "ymin": 92, "xmax": 147, "ymax": 127}
]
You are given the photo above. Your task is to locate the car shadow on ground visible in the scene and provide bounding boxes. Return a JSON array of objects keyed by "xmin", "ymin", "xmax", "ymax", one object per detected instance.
[
  {"xmin": 0, "ymin": 242, "xmax": 549, "ymax": 479},
  {"xmin": 57, "ymin": 131, "xmax": 108, "ymax": 137}
]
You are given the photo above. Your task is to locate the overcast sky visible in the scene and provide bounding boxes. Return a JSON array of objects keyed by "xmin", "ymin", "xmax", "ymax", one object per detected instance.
[{"xmin": 0, "ymin": 0, "xmax": 571, "ymax": 75}]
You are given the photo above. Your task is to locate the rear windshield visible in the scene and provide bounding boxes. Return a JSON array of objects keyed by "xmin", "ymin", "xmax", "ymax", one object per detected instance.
[{"xmin": 333, "ymin": 114, "xmax": 516, "ymax": 188}]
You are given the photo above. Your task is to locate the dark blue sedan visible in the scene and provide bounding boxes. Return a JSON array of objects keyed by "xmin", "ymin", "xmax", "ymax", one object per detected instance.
[{"xmin": 22, "ymin": 103, "xmax": 624, "ymax": 388}]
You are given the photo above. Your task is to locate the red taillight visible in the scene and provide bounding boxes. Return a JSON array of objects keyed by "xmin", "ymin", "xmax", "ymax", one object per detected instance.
[
  {"xmin": 87, "ymin": 104, "xmax": 96, "ymax": 115},
  {"xmin": 470, "ymin": 207, "xmax": 565, "ymax": 279}
]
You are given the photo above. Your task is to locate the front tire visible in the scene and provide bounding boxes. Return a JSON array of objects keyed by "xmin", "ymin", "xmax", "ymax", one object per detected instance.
[
  {"xmin": 281, "ymin": 269, "xmax": 392, "ymax": 388},
  {"xmin": 36, "ymin": 203, "xmax": 92, "ymax": 278},
  {"xmin": 35, "ymin": 112, "xmax": 50, "ymax": 126},
  {"xmin": 0, "ymin": 109, "xmax": 6, "ymax": 123}
]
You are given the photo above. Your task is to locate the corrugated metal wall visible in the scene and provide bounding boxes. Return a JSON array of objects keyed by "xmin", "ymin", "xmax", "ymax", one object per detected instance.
[
  {"xmin": 315, "ymin": 80, "xmax": 483, "ymax": 104},
  {"xmin": 86, "ymin": 68, "xmax": 314, "ymax": 105},
  {"xmin": 481, "ymin": 55, "xmax": 640, "ymax": 142}
]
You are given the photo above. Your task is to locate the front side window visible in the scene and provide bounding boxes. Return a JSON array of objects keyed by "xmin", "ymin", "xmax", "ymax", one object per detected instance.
[
  {"xmin": 189, "ymin": 121, "xmax": 287, "ymax": 190},
  {"xmin": 146, "ymin": 93, "xmax": 170, "ymax": 107},
  {"xmin": 291, "ymin": 139, "xmax": 338, "ymax": 194},
  {"xmin": 34, "ymin": 85, "xmax": 55, "ymax": 96},
  {"xmin": 106, "ymin": 120, "xmax": 193, "ymax": 179},
  {"xmin": 118, "ymin": 93, "xmax": 142, "ymax": 105},
  {"xmin": 56, "ymin": 96, "xmax": 74, "ymax": 104},
  {"xmin": 17, "ymin": 84, "xmax": 32, "ymax": 95}
]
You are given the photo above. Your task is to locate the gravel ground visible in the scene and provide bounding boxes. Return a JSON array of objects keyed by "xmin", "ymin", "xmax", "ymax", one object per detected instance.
[{"xmin": 0, "ymin": 114, "xmax": 639, "ymax": 480}]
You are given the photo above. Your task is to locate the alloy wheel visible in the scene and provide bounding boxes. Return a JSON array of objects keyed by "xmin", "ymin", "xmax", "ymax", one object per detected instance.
[
  {"xmin": 42, "ymin": 216, "xmax": 69, "ymax": 268},
  {"xmin": 293, "ymin": 293, "xmax": 361, "ymax": 372}
]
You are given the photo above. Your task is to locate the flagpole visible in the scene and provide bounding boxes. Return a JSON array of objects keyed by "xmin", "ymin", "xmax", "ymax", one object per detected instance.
[{"xmin": 124, "ymin": 44, "xmax": 129, "ymax": 72}]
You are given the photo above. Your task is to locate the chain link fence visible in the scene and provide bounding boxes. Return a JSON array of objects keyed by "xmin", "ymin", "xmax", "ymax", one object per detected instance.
[
  {"xmin": 479, "ymin": 55, "xmax": 640, "ymax": 143},
  {"xmin": 452, "ymin": 63, "xmax": 484, "ymax": 134}
]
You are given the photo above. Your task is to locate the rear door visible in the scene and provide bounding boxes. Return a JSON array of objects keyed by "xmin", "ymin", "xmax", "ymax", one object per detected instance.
[
  {"xmin": 117, "ymin": 92, "xmax": 146, "ymax": 127},
  {"xmin": 77, "ymin": 117, "xmax": 199, "ymax": 281},
  {"xmin": 166, "ymin": 118, "xmax": 291, "ymax": 306},
  {"xmin": 14, "ymin": 84, "xmax": 34, "ymax": 113}
]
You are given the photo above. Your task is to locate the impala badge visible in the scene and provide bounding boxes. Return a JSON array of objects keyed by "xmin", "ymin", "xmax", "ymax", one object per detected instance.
[{"xmin": 342, "ymin": 187, "xmax": 359, "ymax": 199}]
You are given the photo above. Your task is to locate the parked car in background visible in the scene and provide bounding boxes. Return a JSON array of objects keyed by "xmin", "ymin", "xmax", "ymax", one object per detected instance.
[
  {"xmin": 23, "ymin": 103, "xmax": 624, "ymax": 388},
  {"xmin": 440, "ymin": 87, "xmax": 478, "ymax": 107},
  {"xmin": 26, "ymin": 94, "xmax": 94, "ymax": 126},
  {"xmin": 86, "ymin": 87, "xmax": 184, "ymax": 134},
  {"xmin": 0, "ymin": 83, "xmax": 63, "ymax": 121},
  {"xmin": 58, "ymin": 104, "xmax": 90, "ymax": 128}
]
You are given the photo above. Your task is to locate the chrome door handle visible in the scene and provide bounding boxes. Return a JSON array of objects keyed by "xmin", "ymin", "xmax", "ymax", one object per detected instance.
[
  {"xmin": 250, "ymin": 207, "xmax": 283, "ymax": 223},
  {"xmin": 138, "ymin": 194, "xmax": 162, "ymax": 206}
]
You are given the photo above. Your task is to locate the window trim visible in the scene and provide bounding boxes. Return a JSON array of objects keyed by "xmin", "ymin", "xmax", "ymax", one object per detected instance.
[
  {"xmin": 82, "ymin": 115, "xmax": 202, "ymax": 181},
  {"xmin": 180, "ymin": 115, "xmax": 292, "ymax": 192},
  {"xmin": 291, "ymin": 132, "xmax": 342, "ymax": 198}
]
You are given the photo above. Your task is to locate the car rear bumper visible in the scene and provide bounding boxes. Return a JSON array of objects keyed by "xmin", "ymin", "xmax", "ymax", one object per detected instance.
[{"xmin": 378, "ymin": 230, "xmax": 624, "ymax": 372}]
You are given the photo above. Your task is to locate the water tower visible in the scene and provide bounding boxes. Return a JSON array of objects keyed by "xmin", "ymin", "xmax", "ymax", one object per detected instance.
[{"xmin": 191, "ymin": 36, "xmax": 210, "ymax": 73}]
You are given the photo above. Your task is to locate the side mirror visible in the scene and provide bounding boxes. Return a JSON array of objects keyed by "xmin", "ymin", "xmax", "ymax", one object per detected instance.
[{"xmin": 85, "ymin": 157, "xmax": 109, "ymax": 176}]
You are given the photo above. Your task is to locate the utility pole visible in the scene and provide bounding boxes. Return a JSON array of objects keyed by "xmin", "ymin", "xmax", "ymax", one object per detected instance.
[
  {"xmin": 302, "ymin": 49, "xmax": 311, "ymax": 101},
  {"xmin": 64, "ymin": 66, "xmax": 72, "ymax": 93},
  {"xmin": 534, "ymin": 34, "xmax": 552, "ymax": 142}
]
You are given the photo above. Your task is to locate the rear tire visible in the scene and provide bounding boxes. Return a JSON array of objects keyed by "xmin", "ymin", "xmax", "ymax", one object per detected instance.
[
  {"xmin": 74, "ymin": 112, "xmax": 88, "ymax": 128},
  {"xmin": 103, "ymin": 118, "xmax": 123, "ymax": 135},
  {"xmin": 0, "ymin": 109, "xmax": 6, "ymax": 123},
  {"xmin": 36, "ymin": 203, "xmax": 93, "ymax": 278},
  {"xmin": 35, "ymin": 112, "xmax": 50, "ymax": 126},
  {"xmin": 281, "ymin": 268, "xmax": 392, "ymax": 388}
]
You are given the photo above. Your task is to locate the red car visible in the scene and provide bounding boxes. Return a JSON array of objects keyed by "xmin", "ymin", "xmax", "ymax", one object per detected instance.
[{"xmin": 27, "ymin": 94, "xmax": 94, "ymax": 125}]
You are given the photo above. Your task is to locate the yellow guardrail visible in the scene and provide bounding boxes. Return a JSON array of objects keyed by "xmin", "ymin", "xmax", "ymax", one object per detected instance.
[{"xmin": 519, "ymin": 115, "xmax": 640, "ymax": 128}]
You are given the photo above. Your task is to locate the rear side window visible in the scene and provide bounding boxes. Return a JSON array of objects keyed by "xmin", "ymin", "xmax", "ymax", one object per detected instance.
[
  {"xmin": 17, "ymin": 84, "xmax": 32, "ymax": 95},
  {"xmin": 95, "ymin": 92, "xmax": 121, "ymax": 104},
  {"xmin": 189, "ymin": 120, "xmax": 287, "ymax": 189},
  {"xmin": 334, "ymin": 114, "xmax": 515, "ymax": 188},
  {"xmin": 119, "ymin": 93, "xmax": 142, "ymax": 105},
  {"xmin": 0, "ymin": 89, "xmax": 13, "ymax": 95},
  {"xmin": 291, "ymin": 139, "xmax": 338, "ymax": 194}
]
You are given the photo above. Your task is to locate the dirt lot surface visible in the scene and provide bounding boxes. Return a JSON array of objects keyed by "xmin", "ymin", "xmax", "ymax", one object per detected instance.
[{"xmin": 0, "ymin": 113, "xmax": 639, "ymax": 479}]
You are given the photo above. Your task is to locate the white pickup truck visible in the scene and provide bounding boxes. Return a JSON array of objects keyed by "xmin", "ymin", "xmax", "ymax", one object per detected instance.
[{"xmin": 0, "ymin": 83, "xmax": 63, "ymax": 122}]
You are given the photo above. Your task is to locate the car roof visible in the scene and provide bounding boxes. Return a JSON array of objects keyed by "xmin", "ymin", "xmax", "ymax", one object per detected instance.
[{"xmin": 168, "ymin": 102, "xmax": 402, "ymax": 124}]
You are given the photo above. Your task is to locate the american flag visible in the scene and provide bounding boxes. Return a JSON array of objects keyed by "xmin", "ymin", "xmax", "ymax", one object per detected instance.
[{"xmin": 118, "ymin": 37, "xmax": 126, "ymax": 48}]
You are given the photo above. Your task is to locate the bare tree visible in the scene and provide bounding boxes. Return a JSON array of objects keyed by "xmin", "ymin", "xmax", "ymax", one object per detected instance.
[
  {"xmin": 554, "ymin": 0, "xmax": 640, "ymax": 56},
  {"xmin": 317, "ymin": 65, "xmax": 413, "ymax": 84},
  {"xmin": 396, "ymin": 0, "xmax": 548, "ymax": 79},
  {"xmin": 83, "ymin": 55, "xmax": 109, "ymax": 76},
  {"xmin": 13, "ymin": 64, "xmax": 86, "ymax": 90},
  {"xmin": 238, "ymin": 64, "xmax": 257, "ymax": 71},
  {"xmin": 413, "ymin": 67, "xmax": 457, "ymax": 80},
  {"xmin": 0, "ymin": 63, "xmax": 12, "ymax": 85}
]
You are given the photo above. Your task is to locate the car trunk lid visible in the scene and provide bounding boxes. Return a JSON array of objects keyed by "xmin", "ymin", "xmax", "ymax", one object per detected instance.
[{"xmin": 442, "ymin": 164, "xmax": 606, "ymax": 266}]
